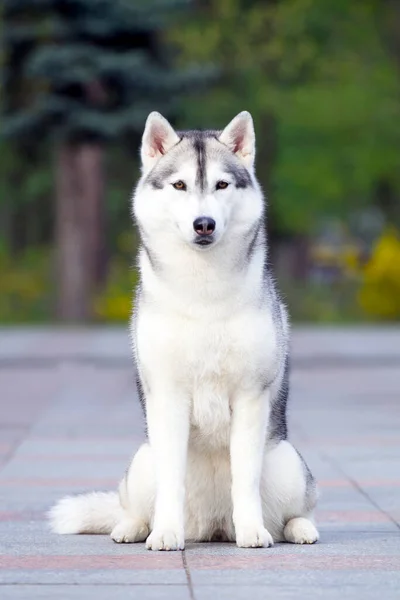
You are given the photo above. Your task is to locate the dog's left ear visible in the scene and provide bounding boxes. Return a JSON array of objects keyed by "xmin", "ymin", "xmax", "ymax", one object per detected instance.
[
  {"xmin": 141, "ymin": 112, "xmax": 180, "ymax": 173},
  {"xmin": 219, "ymin": 111, "xmax": 255, "ymax": 169}
]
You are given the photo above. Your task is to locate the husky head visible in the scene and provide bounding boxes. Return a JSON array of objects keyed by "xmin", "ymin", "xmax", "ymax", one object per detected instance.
[{"xmin": 134, "ymin": 111, "xmax": 263, "ymax": 252}]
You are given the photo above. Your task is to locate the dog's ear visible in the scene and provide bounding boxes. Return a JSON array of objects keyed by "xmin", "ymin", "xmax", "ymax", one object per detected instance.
[
  {"xmin": 218, "ymin": 111, "xmax": 255, "ymax": 169},
  {"xmin": 141, "ymin": 112, "xmax": 180, "ymax": 173}
]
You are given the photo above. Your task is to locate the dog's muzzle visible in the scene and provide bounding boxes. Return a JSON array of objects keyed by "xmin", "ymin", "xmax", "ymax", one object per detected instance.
[{"xmin": 193, "ymin": 216, "xmax": 215, "ymax": 247}]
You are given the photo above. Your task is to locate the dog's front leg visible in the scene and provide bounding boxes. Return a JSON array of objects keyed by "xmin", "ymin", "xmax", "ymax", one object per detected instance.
[
  {"xmin": 145, "ymin": 386, "xmax": 189, "ymax": 551},
  {"xmin": 230, "ymin": 389, "xmax": 273, "ymax": 548}
]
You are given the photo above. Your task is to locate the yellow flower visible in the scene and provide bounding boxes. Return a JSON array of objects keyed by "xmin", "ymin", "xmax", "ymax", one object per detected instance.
[
  {"xmin": 358, "ymin": 229, "xmax": 400, "ymax": 319},
  {"xmin": 93, "ymin": 260, "xmax": 137, "ymax": 322}
]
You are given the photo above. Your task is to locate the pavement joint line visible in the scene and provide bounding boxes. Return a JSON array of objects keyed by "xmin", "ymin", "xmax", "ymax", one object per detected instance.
[
  {"xmin": 182, "ymin": 550, "xmax": 196, "ymax": 600},
  {"xmin": 0, "ymin": 420, "xmax": 47, "ymax": 477},
  {"xmin": 0, "ymin": 583, "xmax": 189, "ymax": 587},
  {"xmin": 1, "ymin": 583, "xmax": 397, "ymax": 590},
  {"xmin": 0, "ymin": 431, "xmax": 28, "ymax": 472},
  {"xmin": 320, "ymin": 451, "xmax": 400, "ymax": 532}
]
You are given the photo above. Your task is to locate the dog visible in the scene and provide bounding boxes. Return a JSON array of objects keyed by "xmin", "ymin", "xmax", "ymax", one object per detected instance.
[{"xmin": 49, "ymin": 111, "xmax": 319, "ymax": 550}]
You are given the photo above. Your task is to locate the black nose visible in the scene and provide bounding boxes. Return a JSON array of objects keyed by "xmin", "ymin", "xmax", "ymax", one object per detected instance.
[{"xmin": 193, "ymin": 216, "xmax": 216, "ymax": 236}]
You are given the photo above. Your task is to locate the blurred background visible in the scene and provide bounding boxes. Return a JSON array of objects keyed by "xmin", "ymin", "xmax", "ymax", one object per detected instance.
[
  {"xmin": 1, "ymin": 0, "xmax": 400, "ymax": 324},
  {"xmin": 1, "ymin": 4, "xmax": 400, "ymax": 591}
]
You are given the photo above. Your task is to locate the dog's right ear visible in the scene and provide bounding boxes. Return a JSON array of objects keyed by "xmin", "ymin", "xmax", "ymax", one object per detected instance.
[{"xmin": 141, "ymin": 112, "xmax": 180, "ymax": 173}]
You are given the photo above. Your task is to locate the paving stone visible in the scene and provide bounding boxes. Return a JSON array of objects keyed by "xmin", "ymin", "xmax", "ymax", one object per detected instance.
[
  {"xmin": 0, "ymin": 456, "xmax": 127, "ymax": 479},
  {"xmin": 0, "ymin": 569, "xmax": 186, "ymax": 585},
  {"xmin": 1, "ymin": 585, "xmax": 191, "ymax": 600},
  {"xmin": 189, "ymin": 568, "xmax": 400, "ymax": 587},
  {"xmin": 194, "ymin": 585, "xmax": 400, "ymax": 600},
  {"xmin": 13, "ymin": 439, "xmax": 137, "ymax": 457},
  {"xmin": 1, "ymin": 327, "xmax": 399, "ymax": 599}
]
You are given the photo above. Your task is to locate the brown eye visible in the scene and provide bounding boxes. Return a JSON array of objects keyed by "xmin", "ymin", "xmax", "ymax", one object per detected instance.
[
  {"xmin": 172, "ymin": 180, "xmax": 186, "ymax": 191},
  {"xmin": 216, "ymin": 181, "xmax": 229, "ymax": 190}
]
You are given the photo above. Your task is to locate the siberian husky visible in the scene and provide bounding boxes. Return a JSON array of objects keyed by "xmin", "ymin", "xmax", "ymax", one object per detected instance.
[{"xmin": 50, "ymin": 111, "xmax": 319, "ymax": 550}]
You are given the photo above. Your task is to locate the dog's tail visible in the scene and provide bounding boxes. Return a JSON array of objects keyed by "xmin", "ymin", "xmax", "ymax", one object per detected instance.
[{"xmin": 48, "ymin": 492, "xmax": 123, "ymax": 534}]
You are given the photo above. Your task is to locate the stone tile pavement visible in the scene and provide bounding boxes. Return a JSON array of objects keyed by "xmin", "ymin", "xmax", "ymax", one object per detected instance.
[{"xmin": 0, "ymin": 327, "xmax": 399, "ymax": 599}]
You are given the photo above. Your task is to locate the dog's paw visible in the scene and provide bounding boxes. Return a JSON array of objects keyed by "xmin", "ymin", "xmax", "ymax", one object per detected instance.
[
  {"xmin": 283, "ymin": 517, "xmax": 319, "ymax": 544},
  {"xmin": 235, "ymin": 525, "xmax": 274, "ymax": 548},
  {"xmin": 111, "ymin": 519, "xmax": 148, "ymax": 544},
  {"xmin": 146, "ymin": 528, "xmax": 185, "ymax": 551}
]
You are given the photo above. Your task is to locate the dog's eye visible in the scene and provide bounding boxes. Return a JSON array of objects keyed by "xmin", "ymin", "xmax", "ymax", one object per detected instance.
[
  {"xmin": 172, "ymin": 180, "xmax": 186, "ymax": 191},
  {"xmin": 216, "ymin": 181, "xmax": 229, "ymax": 190}
]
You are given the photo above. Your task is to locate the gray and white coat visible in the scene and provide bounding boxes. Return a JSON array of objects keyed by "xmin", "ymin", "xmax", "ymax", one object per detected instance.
[{"xmin": 49, "ymin": 111, "xmax": 318, "ymax": 550}]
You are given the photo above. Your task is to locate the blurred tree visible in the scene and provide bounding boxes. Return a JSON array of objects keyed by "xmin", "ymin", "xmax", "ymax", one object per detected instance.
[
  {"xmin": 170, "ymin": 0, "xmax": 400, "ymax": 239},
  {"xmin": 3, "ymin": 0, "xmax": 209, "ymax": 321}
]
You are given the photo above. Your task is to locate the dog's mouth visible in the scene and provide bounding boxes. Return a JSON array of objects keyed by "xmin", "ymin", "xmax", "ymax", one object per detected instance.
[{"xmin": 194, "ymin": 235, "xmax": 214, "ymax": 247}]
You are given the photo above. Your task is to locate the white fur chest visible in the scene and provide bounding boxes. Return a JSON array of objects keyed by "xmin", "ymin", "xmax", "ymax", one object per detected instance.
[
  {"xmin": 190, "ymin": 325, "xmax": 233, "ymax": 448},
  {"xmin": 136, "ymin": 301, "xmax": 280, "ymax": 448}
]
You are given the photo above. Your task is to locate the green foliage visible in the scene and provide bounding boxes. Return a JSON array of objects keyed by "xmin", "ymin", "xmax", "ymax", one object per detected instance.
[
  {"xmin": 94, "ymin": 266, "xmax": 138, "ymax": 323},
  {"xmin": 93, "ymin": 230, "xmax": 139, "ymax": 324},
  {"xmin": 3, "ymin": 0, "xmax": 212, "ymax": 142},
  {"xmin": 1, "ymin": 0, "xmax": 213, "ymax": 294},
  {"xmin": 0, "ymin": 244, "xmax": 52, "ymax": 323},
  {"xmin": 280, "ymin": 278, "xmax": 362, "ymax": 324},
  {"xmin": 170, "ymin": 0, "xmax": 400, "ymax": 234},
  {"xmin": 2, "ymin": 0, "xmax": 400, "ymax": 323},
  {"xmin": 0, "ymin": 235, "xmax": 138, "ymax": 324}
]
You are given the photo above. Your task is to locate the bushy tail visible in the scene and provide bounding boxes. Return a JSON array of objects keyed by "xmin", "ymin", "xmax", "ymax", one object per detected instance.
[{"xmin": 48, "ymin": 492, "xmax": 123, "ymax": 534}]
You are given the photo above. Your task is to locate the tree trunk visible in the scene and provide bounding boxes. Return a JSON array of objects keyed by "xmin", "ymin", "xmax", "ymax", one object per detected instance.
[
  {"xmin": 55, "ymin": 143, "xmax": 105, "ymax": 322},
  {"xmin": 0, "ymin": 202, "xmax": 12, "ymax": 251},
  {"xmin": 291, "ymin": 234, "xmax": 310, "ymax": 281},
  {"xmin": 78, "ymin": 144, "xmax": 107, "ymax": 286}
]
